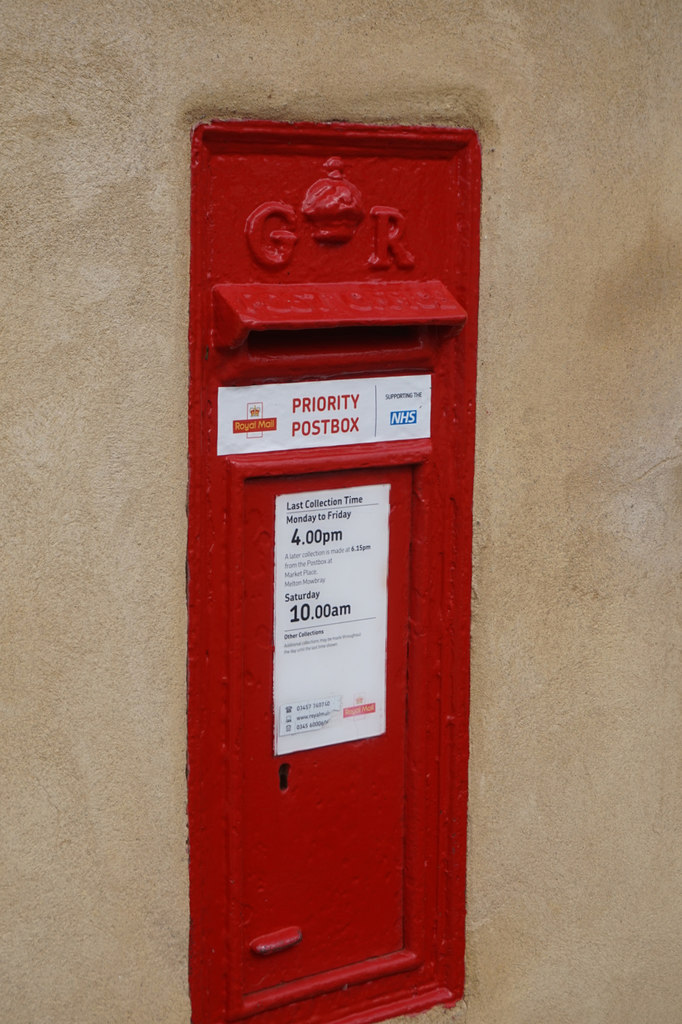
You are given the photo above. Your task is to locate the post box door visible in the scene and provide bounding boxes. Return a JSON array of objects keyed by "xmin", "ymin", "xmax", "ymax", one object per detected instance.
[{"xmin": 241, "ymin": 466, "xmax": 411, "ymax": 992}]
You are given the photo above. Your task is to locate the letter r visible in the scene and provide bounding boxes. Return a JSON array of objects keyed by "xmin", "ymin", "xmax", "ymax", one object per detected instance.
[{"xmin": 368, "ymin": 206, "xmax": 415, "ymax": 270}]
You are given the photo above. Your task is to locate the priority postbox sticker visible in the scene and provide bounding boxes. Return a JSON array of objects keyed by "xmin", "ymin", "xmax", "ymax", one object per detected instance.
[
  {"xmin": 217, "ymin": 374, "xmax": 430, "ymax": 455},
  {"xmin": 273, "ymin": 483, "xmax": 390, "ymax": 755}
]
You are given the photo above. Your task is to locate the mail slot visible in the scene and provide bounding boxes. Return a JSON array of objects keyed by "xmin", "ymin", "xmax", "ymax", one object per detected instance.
[{"xmin": 187, "ymin": 121, "xmax": 480, "ymax": 1024}]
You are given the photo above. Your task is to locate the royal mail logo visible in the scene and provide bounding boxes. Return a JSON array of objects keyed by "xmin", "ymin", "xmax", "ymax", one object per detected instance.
[
  {"xmin": 233, "ymin": 400, "xmax": 277, "ymax": 436},
  {"xmin": 342, "ymin": 702, "xmax": 376, "ymax": 719},
  {"xmin": 389, "ymin": 409, "xmax": 417, "ymax": 425},
  {"xmin": 233, "ymin": 417, "xmax": 277, "ymax": 433}
]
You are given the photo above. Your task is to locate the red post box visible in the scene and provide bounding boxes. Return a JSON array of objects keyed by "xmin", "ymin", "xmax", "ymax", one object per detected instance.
[{"xmin": 188, "ymin": 121, "xmax": 480, "ymax": 1024}]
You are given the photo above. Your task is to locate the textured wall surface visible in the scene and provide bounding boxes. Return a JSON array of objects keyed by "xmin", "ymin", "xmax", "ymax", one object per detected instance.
[{"xmin": 1, "ymin": 2, "xmax": 680, "ymax": 1023}]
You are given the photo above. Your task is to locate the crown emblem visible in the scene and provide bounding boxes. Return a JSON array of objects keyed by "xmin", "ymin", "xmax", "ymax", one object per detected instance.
[{"xmin": 301, "ymin": 157, "xmax": 364, "ymax": 245}]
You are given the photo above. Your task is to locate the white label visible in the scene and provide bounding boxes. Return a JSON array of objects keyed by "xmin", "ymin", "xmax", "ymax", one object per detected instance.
[
  {"xmin": 218, "ymin": 374, "xmax": 431, "ymax": 455},
  {"xmin": 273, "ymin": 484, "xmax": 390, "ymax": 755}
]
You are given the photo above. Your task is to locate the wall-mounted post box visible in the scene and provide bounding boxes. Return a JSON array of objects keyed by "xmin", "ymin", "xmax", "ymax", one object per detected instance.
[{"xmin": 188, "ymin": 121, "xmax": 480, "ymax": 1024}]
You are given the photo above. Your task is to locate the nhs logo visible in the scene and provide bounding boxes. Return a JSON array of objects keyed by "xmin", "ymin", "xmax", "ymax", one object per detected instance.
[{"xmin": 390, "ymin": 410, "xmax": 417, "ymax": 426}]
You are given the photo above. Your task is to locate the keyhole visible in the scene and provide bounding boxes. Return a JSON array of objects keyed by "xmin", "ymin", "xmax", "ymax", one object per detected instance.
[{"xmin": 278, "ymin": 763, "xmax": 290, "ymax": 792}]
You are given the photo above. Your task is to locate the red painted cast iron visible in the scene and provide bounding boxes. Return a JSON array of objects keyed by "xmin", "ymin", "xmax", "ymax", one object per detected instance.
[{"xmin": 188, "ymin": 120, "xmax": 480, "ymax": 1024}]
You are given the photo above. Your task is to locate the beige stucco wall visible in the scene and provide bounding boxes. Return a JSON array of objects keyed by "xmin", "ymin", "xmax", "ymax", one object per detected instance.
[{"xmin": 2, "ymin": 2, "xmax": 680, "ymax": 1022}]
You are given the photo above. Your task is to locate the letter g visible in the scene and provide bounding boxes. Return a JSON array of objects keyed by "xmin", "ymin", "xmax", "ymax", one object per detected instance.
[{"xmin": 245, "ymin": 201, "xmax": 299, "ymax": 267}]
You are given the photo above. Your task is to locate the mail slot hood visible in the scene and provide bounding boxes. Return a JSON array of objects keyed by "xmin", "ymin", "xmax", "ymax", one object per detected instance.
[{"xmin": 213, "ymin": 280, "xmax": 467, "ymax": 348}]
